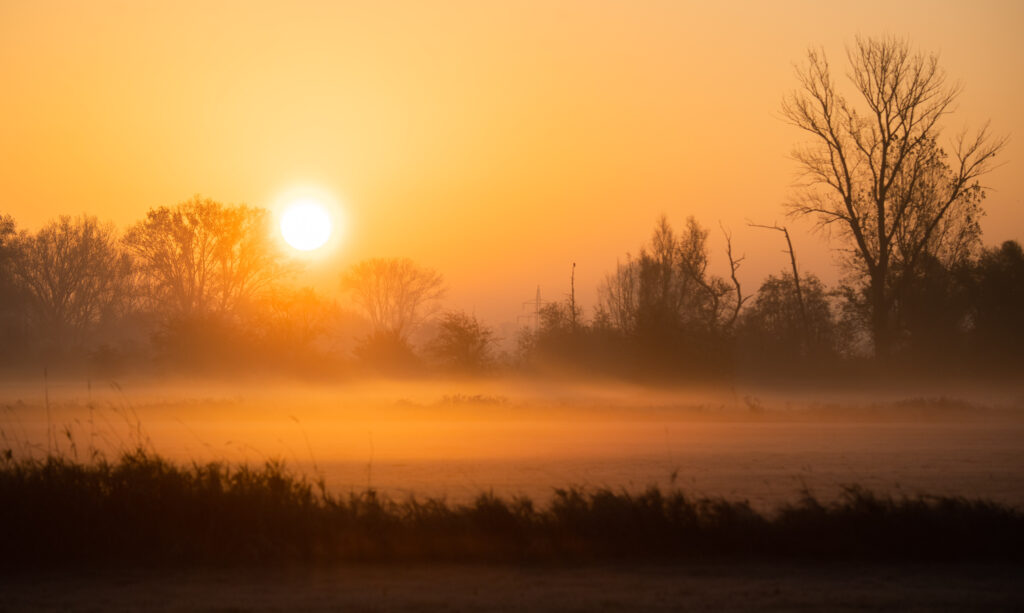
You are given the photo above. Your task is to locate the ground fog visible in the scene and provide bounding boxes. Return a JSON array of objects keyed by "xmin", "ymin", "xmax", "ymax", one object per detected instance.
[{"xmin": 2, "ymin": 376, "xmax": 1021, "ymax": 510}]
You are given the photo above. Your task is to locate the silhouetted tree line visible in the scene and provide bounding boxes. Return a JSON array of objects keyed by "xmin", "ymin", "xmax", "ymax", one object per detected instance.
[
  {"xmin": 0, "ymin": 36, "xmax": 1019, "ymax": 380},
  {"xmin": 1, "ymin": 204, "xmax": 1021, "ymax": 380},
  {"xmin": 0, "ymin": 198, "xmax": 352, "ymax": 375},
  {"xmin": 515, "ymin": 215, "xmax": 1023, "ymax": 380}
]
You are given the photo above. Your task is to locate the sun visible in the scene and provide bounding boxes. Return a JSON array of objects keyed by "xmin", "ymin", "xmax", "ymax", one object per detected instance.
[{"xmin": 280, "ymin": 199, "xmax": 332, "ymax": 251}]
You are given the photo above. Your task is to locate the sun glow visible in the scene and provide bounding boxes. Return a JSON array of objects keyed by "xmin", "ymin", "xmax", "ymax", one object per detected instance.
[{"xmin": 280, "ymin": 199, "xmax": 333, "ymax": 251}]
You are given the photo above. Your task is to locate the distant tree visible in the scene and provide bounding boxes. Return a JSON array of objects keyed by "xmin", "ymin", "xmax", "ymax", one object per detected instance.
[
  {"xmin": 0, "ymin": 214, "xmax": 29, "ymax": 359},
  {"xmin": 965, "ymin": 240, "xmax": 1024, "ymax": 361},
  {"xmin": 516, "ymin": 300, "xmax": 582, "ymax": 365},
  {"xmin": 749, "ymin": 222, "xmax": 809, "ymax": 351},
  {"xmin": 892, "ymin": 255, "xmax": 971, "ymax": 358},
  {"xmin": 782, "ymin": 35, "xmax": 1005, "ymax": 357},
  {"xmin": 738, "ymin": 273, "xmax": 842, "ymax": 364},
  {"xmin": 598, "ymin": 215, "xmax": 743, "ymax": 367},
  {"xmin": 124, "ymin": 196, "xmax": 291, "ymax": 320},
  {"xmin": 253, "ymin": 287, "xmax": 338, "ymax": 358},
  {"xmin": 11, "ymin": 215, "xmax": 133, "ymax": 351},
  {"xmin": 0, "ymin": 215, "xmax": 18, "ymax": 300},
  {"xmin": 427, "ymin": 311, "xmax": 496, "ymax": 372},
  {"xmin": 340, "ymin": 257, "xmax": 444, "ymax": 343},
  {"xmin": 0, "ymin": 214, "xmax": 14, "ymax": 261}
]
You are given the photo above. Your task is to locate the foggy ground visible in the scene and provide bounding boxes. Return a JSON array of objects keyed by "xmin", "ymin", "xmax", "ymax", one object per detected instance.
[
  {"xmin": 2, "ymin": 562, "xmax": 1021, "ymax": 612},
  {"xmin": 3, "ymin": 375, "xmax": 1023, "ymax": 508},
  {"xmin": 3, "ymin": 376, "xmax": 1023, "ymax": 611}
]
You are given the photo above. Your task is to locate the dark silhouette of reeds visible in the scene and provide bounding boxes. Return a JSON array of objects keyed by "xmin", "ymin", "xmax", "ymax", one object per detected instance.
[{"xmin": 2, "ymin": 449, "xmax": 1021, "ymax": 568}]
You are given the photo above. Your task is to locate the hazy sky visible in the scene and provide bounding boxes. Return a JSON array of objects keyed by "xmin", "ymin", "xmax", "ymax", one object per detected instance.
[{"xmin": 2, "ymin": 0, "xmax": 1021, "ymax": 325}]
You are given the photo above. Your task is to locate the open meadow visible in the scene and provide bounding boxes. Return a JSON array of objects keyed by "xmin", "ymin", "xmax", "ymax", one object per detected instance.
[{"xmin": 4, "ymin": 376, "xmax": 1022, "ymax": 509}]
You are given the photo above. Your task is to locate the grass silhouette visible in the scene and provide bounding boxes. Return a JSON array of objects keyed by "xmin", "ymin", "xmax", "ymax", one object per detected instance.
[{"xmin": 1, "ymin": 447, "xmax": 1021, "ymax": 567}]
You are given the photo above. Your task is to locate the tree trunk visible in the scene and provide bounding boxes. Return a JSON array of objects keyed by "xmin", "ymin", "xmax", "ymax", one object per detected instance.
[{"xmin": 870, "ymin": 276, "xmax": 892, "ymax": 358}]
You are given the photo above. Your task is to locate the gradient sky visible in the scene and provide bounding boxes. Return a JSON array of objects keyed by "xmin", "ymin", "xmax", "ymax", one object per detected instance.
[{"xmin": 2, "ymin": 0, "xmax": 1021, "ymax": 326}]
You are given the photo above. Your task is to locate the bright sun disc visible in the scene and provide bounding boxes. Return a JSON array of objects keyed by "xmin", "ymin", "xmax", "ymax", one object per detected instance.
[{"xmin": 280, "ymin": 200, "xmax": 332, "ymax": 251}]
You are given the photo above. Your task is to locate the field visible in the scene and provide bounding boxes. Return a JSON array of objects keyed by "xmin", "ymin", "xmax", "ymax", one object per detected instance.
[
  {"xmin": 3, "ymin": 376, "xmax": 1022, "ymax": 610},
  {"xmin": 3, "ymin": 376, "xmax": 1023, "ymax": 509}
]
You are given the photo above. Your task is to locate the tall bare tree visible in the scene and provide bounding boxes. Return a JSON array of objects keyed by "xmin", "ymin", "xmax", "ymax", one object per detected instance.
[
  {"xmin": 340, "ymin": 257, "xmax": 444, "ymax": 342},
  {"xmin": 11, "ymin": 215, "xmax": 133, "ymax": 349},
  {"xmin": 782, "ymin": 35, "xmax": 1005, "ymax": 356},
  {"xmin": 124, "ymin": 196, "xmax": 291, "ymax": 320}
]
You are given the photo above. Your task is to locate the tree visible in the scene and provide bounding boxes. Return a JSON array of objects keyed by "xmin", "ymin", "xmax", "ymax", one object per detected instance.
[
  {"xmin": 11, "ymin": 215, "xmax": 133, "ymax": 351},
  {"xmin": 749, "ymin": 222, "xmax": 809, "ymax": 352},
  {"xmin": 340, "ymin": 257, "xmax": 444, "ymax": 343},
  {"xmin": 598, "ymin": 215, "xmax": 744, "ymax": 364},
  {"xmin": 965, "ymin": 240, "xmax": 1024, "ymax": 361},
  {"xmin": 0, "ymin": 214, "xmax": 29, "ymax": 359},
  {"xmin": 738, "ymin": 273, "xmax": 842, "ymax": 365},
  {"xmin": 892, "ymin": 254, "xmax": 971, "ymax": 358},
  {"xmin": 427, "ymin": 310, "xmax": 496, "ymax": 372},
  {"xmin": 517, "ymin": 299, "xmax": 584, "ymax": 366},
  {"xmin": 782, "ymin": 36, "xmax": 1005, "ymax": 357},
  {"xmin": 0, "ymin": 214, "xmax": 14, "ymax": 263},
  {"xmin": 0, "ymin": 215, "xmax": 19, "ymax": 304},
  {"xmin": 124, "ymin": 196, "xmax": 291, "ymax": 321},
  {"xmin": 252, "ymin": 286, "xmax": 339, "ymax": 360}
]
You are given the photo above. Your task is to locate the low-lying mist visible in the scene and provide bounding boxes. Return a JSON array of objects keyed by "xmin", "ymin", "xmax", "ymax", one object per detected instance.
[{"xmin": 2, "ymin": 374, "xmax": 1022, "ymax": 509}]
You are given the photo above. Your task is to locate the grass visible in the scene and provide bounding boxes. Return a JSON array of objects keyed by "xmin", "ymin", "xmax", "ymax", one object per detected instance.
[{"xmin": 1, "ymin": 448, "xmax": 1021, "ymax": 568}]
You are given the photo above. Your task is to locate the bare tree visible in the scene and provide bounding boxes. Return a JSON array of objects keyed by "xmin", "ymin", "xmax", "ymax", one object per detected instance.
[
  {"xmin": 718, "ymin": 224, "xmax": 749, "ymax": 329},
  {"xmin": 599, "ymin": 257, "xmax": 639, "ymax": 334},
  {"xmin": 11, "ymin": 215, "xmax": 133, "ymax": 349},
  {"xmin": 124, "ymin": 196, "xmax": 292, "ymax": 320},
  {"xmin": 598, "ymin": 216, "xmax": 696, "ymax": 338},
  {"xmin": 340, "ymin": 257, "xmax": 445, "ymax": 342},
  {"xmin": 781, "ymin": 35, "xmax": 1005, "ymax": 356},
  {"xmin": 599, "ymin": 215, "xmax": 745, "ymax": 338},
  {"xmin": 749, "ymin": 222, "xmax": 808, "ymax": 351}
]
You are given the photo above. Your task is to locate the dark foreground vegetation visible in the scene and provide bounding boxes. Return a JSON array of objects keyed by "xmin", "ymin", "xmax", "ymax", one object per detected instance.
[{"xmin": 2, "ymin": 450, "xmax": 1021, "ymax": 568}]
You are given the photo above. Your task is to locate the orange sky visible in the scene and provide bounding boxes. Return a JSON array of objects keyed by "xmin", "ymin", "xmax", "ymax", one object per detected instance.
[{"xmin": 1, "ymin": 0, "xmax": 1021, "ymax": 326}]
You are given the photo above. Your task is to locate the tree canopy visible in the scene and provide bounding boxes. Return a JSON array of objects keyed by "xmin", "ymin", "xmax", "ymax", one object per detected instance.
[
  {"xmin": 11, "ymin": 215, "xmax": 132, "ymax": 350},
  {"xmin": 124, "ymin": 196, "xmax": 292, "ymax": 321}
]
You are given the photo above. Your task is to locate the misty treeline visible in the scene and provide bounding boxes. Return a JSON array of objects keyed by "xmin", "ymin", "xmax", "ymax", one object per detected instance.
[
  {"xmin": 0, "ymin": 198, "xmax": 346, "ymax": 375},
  {"xmin": 0, "ymin": 36, "xmax": 1020, "ymax": 380},
  {"xmin": 1, "ymin": 202, "xmax": 1020, "ymax": 380},
  {"xmin": 521, "ymin": 216, "xmax": 1023, "ymax": 379}
]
